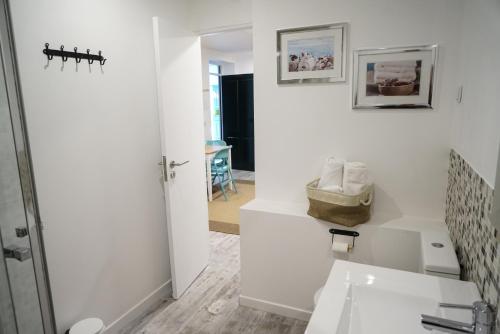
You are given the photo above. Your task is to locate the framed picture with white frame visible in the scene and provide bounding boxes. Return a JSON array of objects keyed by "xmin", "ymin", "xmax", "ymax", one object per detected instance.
[
  {"xmin": 277, "ymin": 23, "xmax": 348, "ymax": 84},
  {"xmin": 352, "ymin": 45, "xmax": 438, "ymax": 109}
]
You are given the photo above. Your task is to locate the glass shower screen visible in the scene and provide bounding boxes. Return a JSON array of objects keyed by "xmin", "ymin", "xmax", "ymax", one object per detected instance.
[{"xmin": 0, "ymin": 0, "xmax": 55, "ymax": 332}]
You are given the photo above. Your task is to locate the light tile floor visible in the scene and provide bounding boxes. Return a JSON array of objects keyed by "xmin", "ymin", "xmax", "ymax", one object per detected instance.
[
  {"xmin": 232, "ymin": 169, "xmax": 255, "ymax": 182},
  {"xmin": 124, "ymin": 232, "xmax": 307, "ymax": 334}
]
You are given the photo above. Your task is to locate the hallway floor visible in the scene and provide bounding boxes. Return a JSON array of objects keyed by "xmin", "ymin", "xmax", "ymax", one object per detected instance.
[
  {"xmin": 209, "ymin": 182, "xmax": 255, "ymax": 235},
  {"xmin": 125, "ymin": 232, "xmax": 308, "ymax": 334},
  {"xmin": 232, "ymin": 169, "xmax": 255, "ymax": 183}
]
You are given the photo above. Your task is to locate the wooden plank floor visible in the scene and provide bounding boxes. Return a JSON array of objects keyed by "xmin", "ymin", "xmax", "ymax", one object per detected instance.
[{"xmin": 124, "ymin": 232, "xmax": 308, "ymax": 334}]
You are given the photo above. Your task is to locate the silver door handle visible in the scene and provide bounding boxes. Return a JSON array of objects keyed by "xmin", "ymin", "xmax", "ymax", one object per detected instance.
[
  {"xmin": 4, "ymin": 245, "xmax": 32, "ymax": 262},
  {"xmin": 169, "ymin": 160, "xmax": 189, "ymax": 169},
  {"xmin": 158, "ymin": 156, "xmax": 168, "ymax": 181}
]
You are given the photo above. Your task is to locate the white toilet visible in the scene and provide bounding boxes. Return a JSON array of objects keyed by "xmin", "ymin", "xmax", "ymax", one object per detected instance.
[
  {"xmin": 69, "ymin": 318, "xmax": 104, "ymax": 334},
  {"xmin": 419, "ymin": 230, "xmax": 461, "ymax": 280}
]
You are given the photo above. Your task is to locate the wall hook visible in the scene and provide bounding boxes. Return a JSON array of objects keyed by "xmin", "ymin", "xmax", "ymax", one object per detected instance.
[
  {"xmin": 43, "ymin": 44, "xmax": 107, "ymax": 66},
  {"xmin": 44, "ymin": 43, "xmax": 53, "ymax": 60},
  {"xmin": 60, "ymin": 45, "xmax": 68, "ymax": 62},
  {"xmin": 74, "ymin": 47, "xmax": 82, "ymax": 63},
  {"xmin": 98, "ymin": 50, "xmax": 106, "ymax": 66},
  {"xmin": 86, "ymin": 49, "xmax": 94, "ymax": 64}
]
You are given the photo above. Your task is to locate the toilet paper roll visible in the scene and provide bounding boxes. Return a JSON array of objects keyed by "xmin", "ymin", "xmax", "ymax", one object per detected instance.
[{"xmin": 331, "ymin": 242, "xmax": 349, "ymax": 253}]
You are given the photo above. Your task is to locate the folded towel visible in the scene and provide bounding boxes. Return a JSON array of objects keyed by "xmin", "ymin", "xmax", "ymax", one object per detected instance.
[
  {"xmin": 318, "ymin": 157, "xmax": 344, "ymax": 192},
  {"xmin": 343, "ymin": 162, "xmax": 370, "ymax": 196}
]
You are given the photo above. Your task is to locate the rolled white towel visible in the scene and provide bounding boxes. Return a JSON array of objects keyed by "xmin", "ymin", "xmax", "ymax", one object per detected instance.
[
  {"xmin": 374, "ymin": 71, "xmax": 416, "ymax": 83},
  {"xmin": 318, "ymin": 157, "xmax": 344, "ymax": 192},
  {"xmin": 343, "ymin": 162, "xmax": 370, "ymax": 196},
  {"xmin": 374, "ymin": 66, "xmax": 417, "ymax": 73}
]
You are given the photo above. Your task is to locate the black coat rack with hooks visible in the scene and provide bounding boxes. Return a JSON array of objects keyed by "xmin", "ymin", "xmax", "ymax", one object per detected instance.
[{"xmin": 43, "ymin": 43, "xmax": 107, "ymax": 65}]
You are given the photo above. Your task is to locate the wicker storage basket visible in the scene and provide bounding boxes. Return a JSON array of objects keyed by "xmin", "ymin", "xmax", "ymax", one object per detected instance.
[{"xmin": 306, "ymin": 179, "xmax": 373, "ymax": 227}]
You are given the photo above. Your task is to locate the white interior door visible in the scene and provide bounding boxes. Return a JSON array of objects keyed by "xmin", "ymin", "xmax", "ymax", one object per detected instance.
[{"xmin": 152, "ymin": 16, "xmax": 209, "ymax": 299}]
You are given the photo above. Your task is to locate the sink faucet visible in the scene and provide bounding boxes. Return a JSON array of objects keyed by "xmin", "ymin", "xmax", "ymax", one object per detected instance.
[{"xmin": 421, "ymin": 301, "xmax": 495, "ymax": 334}]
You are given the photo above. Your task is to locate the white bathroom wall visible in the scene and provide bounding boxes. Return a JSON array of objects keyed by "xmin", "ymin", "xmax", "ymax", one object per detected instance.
[
  {"xmin": 253, "ymin": 0, "xmax": 464, "ymax": 219},
  {"xmin": 240, "ymin": 202, "xmax": 446, "ymax": 319},
  {"xmin": 450, "ymin": 0, "xmax": 500, "ymax": 187},
  {"xmin": 188, "ymin": 0, "xmax": 252, "ymax": 33},
  {"xmin": 9, "ymin": 0, "xmax": 183, "ymax": 332}
]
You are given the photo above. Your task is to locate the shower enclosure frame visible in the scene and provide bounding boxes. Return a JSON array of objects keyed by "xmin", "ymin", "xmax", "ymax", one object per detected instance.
[{"xmin": 0, "ymin": 0, "xmax": 56, "ymax": 332}]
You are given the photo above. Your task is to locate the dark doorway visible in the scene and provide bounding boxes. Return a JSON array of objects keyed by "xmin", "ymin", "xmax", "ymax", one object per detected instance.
[{"xmin": 221, "ymin": 74, "xmax": 254, "ymax": 171}]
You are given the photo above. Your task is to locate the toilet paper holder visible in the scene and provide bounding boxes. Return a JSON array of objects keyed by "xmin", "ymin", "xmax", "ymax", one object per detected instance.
[{"xmin": 329, "ymin": 228, "xmax": 360, "ymax": 249}]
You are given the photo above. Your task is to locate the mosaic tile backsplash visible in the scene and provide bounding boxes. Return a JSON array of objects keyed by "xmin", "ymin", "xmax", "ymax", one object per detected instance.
[{"xmin": 446, "ymin": 149, "xmax": 499, "ymax": 330}]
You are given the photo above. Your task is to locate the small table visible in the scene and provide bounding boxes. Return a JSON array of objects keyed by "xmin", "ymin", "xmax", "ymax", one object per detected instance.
[{"xmin": 205, "ymin": 145, "xmax": 233, "ymax": 201}]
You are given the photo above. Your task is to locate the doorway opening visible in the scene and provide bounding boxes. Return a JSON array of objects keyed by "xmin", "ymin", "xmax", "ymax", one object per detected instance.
[{"xmin": 201, "ymin": 28, "xmax": 255, "ymax": 235}]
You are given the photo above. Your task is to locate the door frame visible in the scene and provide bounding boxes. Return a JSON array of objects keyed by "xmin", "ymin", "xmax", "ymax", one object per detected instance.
[
  {"xmin": 200, "ymin": 24, "xmax": 253, "ymax": 143},
  {"xmin": 199, "ymin": 24, "xmax": 255, "ymax": 171},
  {"xmin": 0, "ymin": 1, "xmax": 56, "ymax": 332}
]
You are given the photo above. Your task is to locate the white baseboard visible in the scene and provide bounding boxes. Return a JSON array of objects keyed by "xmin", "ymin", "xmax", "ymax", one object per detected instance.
[
  {"xmin": 104, "ymin": 280, "xmax": 172, "ymax": 334},
  {"xmin": 239, "ymin": 295, "xmax": 312, "ymax": 322}
]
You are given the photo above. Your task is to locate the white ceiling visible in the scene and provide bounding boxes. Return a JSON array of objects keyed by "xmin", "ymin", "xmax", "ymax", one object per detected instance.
[{"xmin": 201, "ymin": 29, "xmax": 253, "ymax": 53}]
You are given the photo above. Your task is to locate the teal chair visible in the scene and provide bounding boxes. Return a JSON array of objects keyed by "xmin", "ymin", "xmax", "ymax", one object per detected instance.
[
  {"xmin": 211, "ymin": 148, "xmax": 237, "ymax": 201},
  {"xmin": 206, "ymin": 139, "xmax": 227, "ymax": 166}
]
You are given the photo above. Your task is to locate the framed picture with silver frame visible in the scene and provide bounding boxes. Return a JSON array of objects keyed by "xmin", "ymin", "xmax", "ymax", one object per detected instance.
[
  {"xmin": 352, "ymin": 45, "xmax": 438, "ymax": 109},
  {"xmin": 277, "ymin": 22, "xmax": 348, "ymax": 84}
]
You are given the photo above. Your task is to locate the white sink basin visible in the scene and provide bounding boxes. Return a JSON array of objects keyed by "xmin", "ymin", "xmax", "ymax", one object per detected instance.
[
  {"xmin": 306, "ymin": 261, "xmax": 480, "ymax": 334},
  {"xmin": 344, "ymin": 286, "xmax": 440, "ymax": 334}
]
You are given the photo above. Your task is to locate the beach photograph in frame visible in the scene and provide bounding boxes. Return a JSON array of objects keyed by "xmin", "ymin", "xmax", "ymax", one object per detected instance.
[
  {"xmin": 277, "ymin": 23, "xmax": 348, "ymax": 84},
  {"xmin": 353, "ymin": 45, "xmax": 438, "ymax": 109}
]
